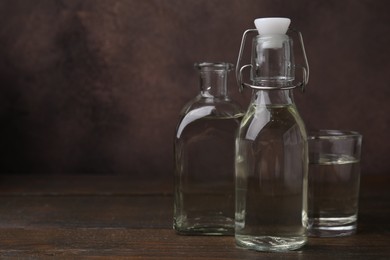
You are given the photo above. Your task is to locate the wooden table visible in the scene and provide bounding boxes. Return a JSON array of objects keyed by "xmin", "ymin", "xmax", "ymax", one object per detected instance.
[{"xmin": 0, "ymin": 174, "xmax": 388, "ymax": 259}]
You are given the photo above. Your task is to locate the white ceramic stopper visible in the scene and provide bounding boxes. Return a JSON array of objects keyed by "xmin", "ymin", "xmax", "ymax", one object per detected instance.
[{"xmin": 254, "ymin": 18, "xmax": 291, "ymax": 48}]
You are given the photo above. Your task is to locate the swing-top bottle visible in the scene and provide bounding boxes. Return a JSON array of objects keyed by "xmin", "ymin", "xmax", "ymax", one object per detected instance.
[{"xmin": 235, "ymin": 18, "xmax": 310, "ymax": 251}]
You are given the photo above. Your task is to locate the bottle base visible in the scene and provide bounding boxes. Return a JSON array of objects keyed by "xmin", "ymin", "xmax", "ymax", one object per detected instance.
[{"xmin": 235, "ymin": 234, "xmax": 307, "ymax": 252}]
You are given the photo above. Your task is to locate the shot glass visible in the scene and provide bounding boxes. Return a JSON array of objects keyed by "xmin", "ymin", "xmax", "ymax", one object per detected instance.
[{"xmin": 308, "ymin": 130, "xmax": 362, "ymax": 237}]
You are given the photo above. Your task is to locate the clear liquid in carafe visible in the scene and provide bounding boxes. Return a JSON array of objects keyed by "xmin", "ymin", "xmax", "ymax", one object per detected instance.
[{"xmin": 174, "ymin": 114, "xmax": 243, "ymax": 235}]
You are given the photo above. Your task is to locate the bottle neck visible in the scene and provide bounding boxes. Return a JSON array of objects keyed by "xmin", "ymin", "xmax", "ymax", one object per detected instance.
[
  {"xmin": 250, "ymin": 34, "xmax": 294, "ymax": 88},
  {"xmin": 251, "ymin": 89, "xmax": 295, "ymax": 106},
  {"xmin": 196, "ymin": 63, "xmax": 232, "ymax": 99}
]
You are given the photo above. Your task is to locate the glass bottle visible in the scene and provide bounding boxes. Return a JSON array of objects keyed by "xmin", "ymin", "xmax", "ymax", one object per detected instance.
[
  {"xmin": 235, "ymin": 18, "xmax": 310, "ymax": 251},
  {"xmin": 174, "ymin": 62, "xmax": 244, "ymax": 235}
]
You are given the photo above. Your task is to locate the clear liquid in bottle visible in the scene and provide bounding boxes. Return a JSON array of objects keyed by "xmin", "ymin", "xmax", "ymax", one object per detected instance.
[{"xmin": 235, "ymin": 103, "xmax": 308, "ymax": 251}]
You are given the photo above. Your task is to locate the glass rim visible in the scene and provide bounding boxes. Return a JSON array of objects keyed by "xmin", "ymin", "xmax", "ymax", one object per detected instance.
[
  {"xmin": 194, "ymin": 62, "xmax": 234, "ymax": 71},
  {"xmin": 308, "ymin": 130, "xmax": 362, "ymax": 140}
]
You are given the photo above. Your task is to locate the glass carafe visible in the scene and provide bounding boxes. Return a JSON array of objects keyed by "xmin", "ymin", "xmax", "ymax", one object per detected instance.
[
  {"xmin": 235, "ymin": 18, "xmax": 310, "ymax": 251},
  {"xmin": 174, "ymin": 62, "xmax": 244, "ymax": 235}
]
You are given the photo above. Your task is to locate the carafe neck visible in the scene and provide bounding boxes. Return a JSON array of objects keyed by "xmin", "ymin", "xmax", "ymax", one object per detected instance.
[{"xmin": 196, "ymin": 62, "xmax": 233, "ymax": 99}]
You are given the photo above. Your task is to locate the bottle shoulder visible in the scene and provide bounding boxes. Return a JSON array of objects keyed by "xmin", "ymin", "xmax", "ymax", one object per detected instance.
[{"xmin": 238, "ymin": 104, "xmax": 307, "ymax": 141}]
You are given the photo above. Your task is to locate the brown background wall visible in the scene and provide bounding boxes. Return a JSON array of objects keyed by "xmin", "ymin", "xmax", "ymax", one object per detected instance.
[{"xmin": 0, "ymin": 0, "xmax": 389, "ymax": 177}]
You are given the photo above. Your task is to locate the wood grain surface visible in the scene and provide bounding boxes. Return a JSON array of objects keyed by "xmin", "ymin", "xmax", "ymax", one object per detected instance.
[{"xmin": 0, "ymin": 174, "xmax": 388, "ymax": 259}]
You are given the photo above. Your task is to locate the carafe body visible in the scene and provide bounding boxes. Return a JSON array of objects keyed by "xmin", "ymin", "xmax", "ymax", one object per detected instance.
[{"xmin": 174, "ymin": 62, "xmax": 244, "ymax": 235}]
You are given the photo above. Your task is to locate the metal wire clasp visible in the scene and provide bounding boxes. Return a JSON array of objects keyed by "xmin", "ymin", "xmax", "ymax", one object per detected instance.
[{"xmin": 235, "ymin": 28, "xmax": 310, "ymax": 92}]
